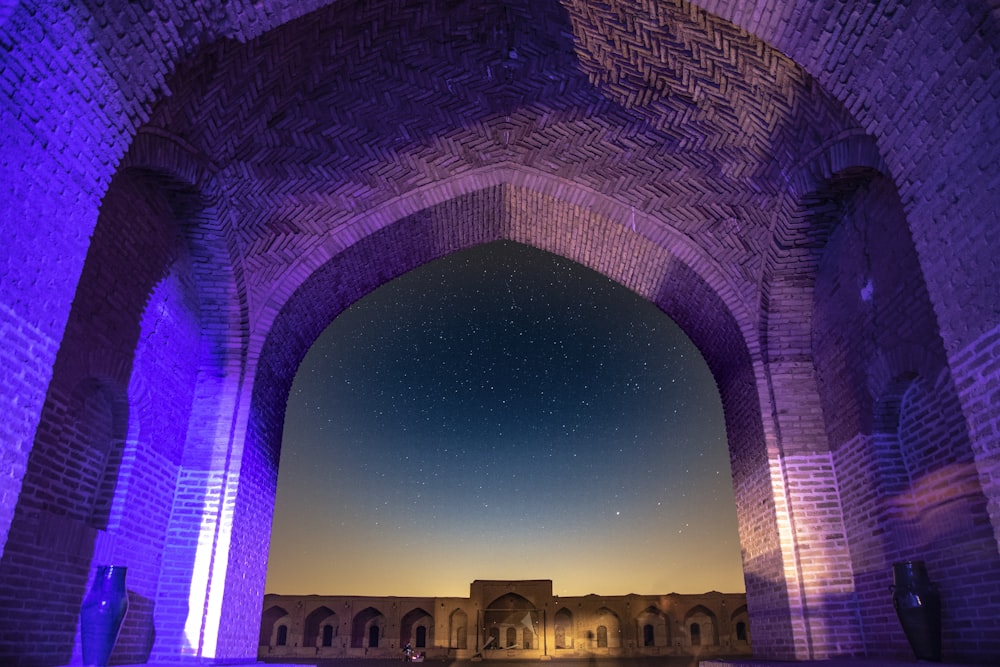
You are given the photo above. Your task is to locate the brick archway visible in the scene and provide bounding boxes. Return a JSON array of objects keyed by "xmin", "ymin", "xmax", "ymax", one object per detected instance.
[
  {"xmin": 241, "ymin": 184, "xmax": 780, "ymax": 655},
  {"xmin": 3, "ymin": 1, "xmax": 999, "ymax": 665}
]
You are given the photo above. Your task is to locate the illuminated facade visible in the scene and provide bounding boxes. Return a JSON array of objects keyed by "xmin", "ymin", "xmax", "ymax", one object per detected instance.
[
  {"xmin": 2, "ymin": 1, "xmax": 1000, "ymax": 666},
  {"xmin": 260, "ymin": 580, "xmax": 750, "ymax": 660}
]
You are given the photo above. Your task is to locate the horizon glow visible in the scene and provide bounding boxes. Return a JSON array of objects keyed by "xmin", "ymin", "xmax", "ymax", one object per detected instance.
[{"xmin": 265, "ymin": 241, "xmax": 744, "ymax": 599}]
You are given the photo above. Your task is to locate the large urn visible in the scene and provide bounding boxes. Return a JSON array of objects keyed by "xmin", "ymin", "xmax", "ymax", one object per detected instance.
[
  {"xmin": 80, "ymin": 565, "xmax": 129, "ymax": 667},
  {"xmin": 890, "ymin": 560, "xmax": 941, "ymax": 662}
]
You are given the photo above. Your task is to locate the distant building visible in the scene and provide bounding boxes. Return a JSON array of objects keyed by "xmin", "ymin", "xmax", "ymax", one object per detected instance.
[{"xmin": 260, "ymin": 579, "xmax": 750, "ymax": 660}]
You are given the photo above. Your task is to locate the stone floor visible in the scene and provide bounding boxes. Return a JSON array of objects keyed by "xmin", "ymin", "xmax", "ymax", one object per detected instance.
[
  {"xmin": 700, "ymin": 659, "xmax": 981, "ymax": 667},
  {"xmin": 137, "ymin": 657, "xmax": 992, "ymax": 667}
]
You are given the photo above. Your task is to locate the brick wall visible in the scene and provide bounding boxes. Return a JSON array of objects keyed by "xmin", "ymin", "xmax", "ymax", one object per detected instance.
[
  {"xmin": 1, "ymin": 1, "xmax": 998, "ymax": 664},
  {"xmin": 700, "ymin": 0, "xmax": 1000, "ymax": 573},
  {"xmin": 953, "ymin": 324, "xmax": 1000, "ymax": 552},
  {"xmin": 0, "ymin": 168, "xmax": 204, "ymax": 666},
  {"xmin": 812, "ymin": 174, "xmax": 1000, "ymax": 660}
]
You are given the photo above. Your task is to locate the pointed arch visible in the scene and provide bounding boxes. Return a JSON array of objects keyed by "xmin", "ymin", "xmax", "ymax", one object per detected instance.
[
  {"xmin": 554, "ymin": 607, "xmax": 574, "ymax": 649},
  {"xmin": 304, "ymin": 606, "xmax": 338, "ymax": 648},
  {"xmin": 636, "ymin": 605, "xmax": 669, "ymax": 647},
  {"xmin": 352, "ymin": 607, "xmax": 387, "ymax": 649},
  {"xmin": 731, "ymin": 605, "xmax": 750, "ymax": 644},
  {"xmin": 684, "ymin": 605, "xmax": 719, "ymax": 647},
  {"xmin": 260, "ymin": 606, "xmax": 290, "ymax": 647},
  {"xmin": 401, "ymin": 607, "xmax": 434, "ymax": 648},
  {"xmin": 449, "ymin": 608, "xmax": 468, "ymax": 650},
  {"xmin": 593, "ymin": 607, "xmax": 622, "ymax": 649}
]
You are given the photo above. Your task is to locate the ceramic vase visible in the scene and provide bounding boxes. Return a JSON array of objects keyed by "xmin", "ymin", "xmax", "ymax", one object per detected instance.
[
  {"xmin": 890, "ymin": 560, "xmax": 941, "ymax": 662},
  {"xmin": 80, "ymin": 565, "xmax": 129, "ymax": 667}
]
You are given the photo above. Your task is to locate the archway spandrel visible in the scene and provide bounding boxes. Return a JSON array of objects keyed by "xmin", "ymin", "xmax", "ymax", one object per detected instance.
[
  {"xmin": 144, "ymin": 0, "xmax": 858, "ymax": 285},
  {"xmin": 245, "ymin": 180, "xmax": 764, "ymax": 363}
]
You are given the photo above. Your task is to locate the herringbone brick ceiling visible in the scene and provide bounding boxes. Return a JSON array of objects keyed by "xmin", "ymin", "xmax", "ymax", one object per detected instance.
[{"xmin": 148, "ymin": 0, "xmax": 859, "ymax": 297}]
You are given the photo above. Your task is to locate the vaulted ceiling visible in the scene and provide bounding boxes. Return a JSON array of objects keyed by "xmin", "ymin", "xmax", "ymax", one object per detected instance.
[{"xmin": 141, "ymin": 0, "xmax": 859, "ymax": 325}]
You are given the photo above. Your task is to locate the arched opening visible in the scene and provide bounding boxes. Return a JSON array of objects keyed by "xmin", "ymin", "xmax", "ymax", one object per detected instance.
[
  {"xmin": 0, "ymin": 163, "xmax": 224, "ymax": 666},
  {"xmin": 267, "ymin": 240, "xmax": 743, "ymax": 602},
  {"xmin": 554, "ymin": 608, "xmax": 573, "ymax": 649},
  {"xmin": 19, "ymin": 0, "xmax": 848, "ymax": 652},
  {"xmin": 305, "ymin": 606, "xmax": 337, "ymax": 649},
  {"xmin": 4, "ymin": 4, "xmax": 996, "ymax": 663},
  {"xmin": 260, "ymin": 606, "xmax": 290, "ymax": 648},
  {"xmin": 804, "ymin": 165, "xmax": 999, "ymax": 657},
  {"xmin": 352, "ymin": 607, "xmax": 386, "ymax": 649},
  {"xmin": 684, "ymin": 605, "xmax": 718, "ymax": 647},
  {"xmin": 484, "ymin": 593, "xmax": 539, "ymax": 651},
  {"xmin": 731, "ymin": 605, "xmax": 750, "ymax": 645},
  {"xmin": 6, "ymin": 0, "xmax": 1000, "ymax": 663},
  {"xmin": 593, "ymin": 608, "xmax": 621, "ymax": 649},
  {"xmin": 242, "ymin": 169, "xmax": 774, "ymax": 662},
  {"xmin": 401, "ymin": 607, "xmax": 433, "ymax": 649},
  {"xmin": 637, "ymin": 605, "xmax": 668, "ymax": 648},
  {"xmin": 449, "ymin": 608, "xmax": 468, "ymax": 649}
]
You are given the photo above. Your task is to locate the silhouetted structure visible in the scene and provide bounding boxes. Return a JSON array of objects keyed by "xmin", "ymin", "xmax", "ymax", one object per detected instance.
[{"xmin": 260, "ymin": 580, "xmax": 750, "ymax": 660}]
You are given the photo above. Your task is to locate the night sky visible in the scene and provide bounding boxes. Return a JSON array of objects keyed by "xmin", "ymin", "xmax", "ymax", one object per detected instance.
[{"xmin": 265, "ymin": 241, "xmax": 744, "ymax": 598}]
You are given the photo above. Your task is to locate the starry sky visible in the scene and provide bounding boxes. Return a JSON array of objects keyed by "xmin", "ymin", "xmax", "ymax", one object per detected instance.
[{"xmin": 265, "ymin": 240, "xmax": 744, "ymax": 598}]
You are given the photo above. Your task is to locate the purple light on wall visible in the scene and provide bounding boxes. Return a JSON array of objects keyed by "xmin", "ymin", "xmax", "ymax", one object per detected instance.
[{"xmin": 860, "ymin": 278, "xmax": 874, "ymax": 302}]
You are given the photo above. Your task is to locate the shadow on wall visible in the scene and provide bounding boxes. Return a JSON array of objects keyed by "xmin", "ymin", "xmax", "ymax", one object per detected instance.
[{"xmin": 118, "ymin": 590, "xmax": 156, "ymax": 662}]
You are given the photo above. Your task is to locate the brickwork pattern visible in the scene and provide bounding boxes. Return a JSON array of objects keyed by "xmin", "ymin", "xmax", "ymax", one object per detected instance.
[
  {"xmin": 832, "ymin": 432, "xmax": 910, "ymax": 658},
  {"xmin": 217, "ymin": 413, "xmax": 280, "ymax": 661},
  {"xmin": 1, "ymin": 0, "xmax": 998, "ymax": 665},
  {"xmin": 953, "ymin": 324, "xmax": 1000, "ymax": 550},
  {"xmin": 811, "ymin": 170, "xmax": 1000, "ymax": 659},
  {"xmin": 136, "ymin": 0, "xmax": 859, "ymax": 337},
  {"xmin": 780, "ymin": 453, "xmax": 860, "ymax": 656},
  {"xmin": 701, "ymin": 0, "xmax": 1000, "ymax": 354},
  {"xmin": 104, "ymin": 273, "xmax": 203, "ymax": 662},
  {"xmin": 0, "ymin": 168, "xmax": 205, "ymax": 666},
  {"xmin": 151, "ymin": 468, "xmax": 227, "ymax": 662}
]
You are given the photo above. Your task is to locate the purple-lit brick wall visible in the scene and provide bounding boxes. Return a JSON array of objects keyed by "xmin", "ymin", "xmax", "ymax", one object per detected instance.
[
  {"xmin": 242, "ymin": 186, "xmax": 797, "ymax": 658},
  {"xmin": 896, "ymin": 376, "xmax": 1000, "ymax": 659},
  {"xmin": 813, "ymin": 174, "xmax": 1000, "ymax": 660},
  {"xmin": 1, "ymin": 1, "xmax": 998, "ymax": 665},
  {"xmin": 953, "ymin": 326, "xmax": 1000, "ymax": 549},
  {"xmin": 0, "ymin": 0, "xmax": 173, "ymax": 561},
  {"xmin": 702, "ymin": 0, "xmax": 1000, "ymax": 588},
  {"xmin": 780, "ymin": 452, "xmax": 861, "ymax": 657},
  {"xmin": 0, "ymin": 127, "xmax": 103, "ymax": 563},
  {"xmin": 151, "ymin": 468, "xmax": 226, "ymax": 661},
  {"xmin": 0, "ymin": 168, "xmax": 203, "ymax": 667},
  {"xmin": 215, "ymin": 413, "xmax": 280, "ymax": 660},
  {"xmin": 105, "ymin": 270, "xmax": 202, "ymax": 664},
  {"xmin": 833, "ymin": 431, "xmax": 912, "ymax": 658}
]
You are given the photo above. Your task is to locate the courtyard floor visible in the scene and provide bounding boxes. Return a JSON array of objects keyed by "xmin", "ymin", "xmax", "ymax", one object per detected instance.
[{"xmin": 247, "ymin": 656, "xmax": 990, "ymax": 667}]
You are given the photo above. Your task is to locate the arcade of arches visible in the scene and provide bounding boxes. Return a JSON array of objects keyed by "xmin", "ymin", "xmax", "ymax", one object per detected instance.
[
  {"xmin": 260, "ymin": 580, "xmax": 750, "ymax": 661},
  {"xmin": 1, "ymin": 1, "xmax": 999, "ymax": 666}
]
